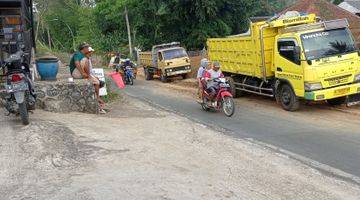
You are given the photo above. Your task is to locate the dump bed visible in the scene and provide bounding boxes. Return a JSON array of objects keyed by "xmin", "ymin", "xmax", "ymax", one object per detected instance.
[
  {"xmin": 207, "ymin": 21, "xmax": 277, "ymax": 79},
  {"xmin": 207, "ymin": 14, "xmax": 317, "ymax": 79},
  {"xmin": 139, "ymin": 51, "xmax": 153, "ymax": 67},
  {"xmin": 139, "ymin": 42, "xmax": 182, "ymax": 68}
]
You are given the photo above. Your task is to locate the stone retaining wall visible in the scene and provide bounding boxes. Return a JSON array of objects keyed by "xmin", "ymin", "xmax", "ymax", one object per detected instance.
[{"xmin": 34, "ymin": 79, "xmax": 98, "ymax": 114}]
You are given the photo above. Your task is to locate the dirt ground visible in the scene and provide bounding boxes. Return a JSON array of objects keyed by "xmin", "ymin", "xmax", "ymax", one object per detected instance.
[
  {"xmin": 1, "ymin": 94, "xmax": 360, "ymax": 200},
  {"xmin": 189, "ymin": 56, "xmax": 202, "ymax": 78}
]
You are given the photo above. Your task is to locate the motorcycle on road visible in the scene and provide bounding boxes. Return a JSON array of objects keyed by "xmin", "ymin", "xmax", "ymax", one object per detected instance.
[
  {"xmin": 198, "ymin": 78, "xmax": 235, "ymax": 117},
  {"xmin": 115, "ymin": 64, "xmax": 135, "ymax": 86},
  {"xmin": 1, "ymin": 51, "xmax": 36, "ymax": 125},
  {"xmin": 124, "ymin": 65, "xmax": 135, "ymax": 85}
]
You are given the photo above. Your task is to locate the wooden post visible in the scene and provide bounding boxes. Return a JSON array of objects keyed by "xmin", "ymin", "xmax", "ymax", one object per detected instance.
[{"xmin": 125, "ymin": 6, "xmax": 133, "ymax": 58}]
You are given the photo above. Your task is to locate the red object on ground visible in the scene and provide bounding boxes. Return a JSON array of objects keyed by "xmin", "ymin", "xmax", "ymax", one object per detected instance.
[{"xmin": 109, "ymin": 72, "xmax": 125, "ymax": 89}]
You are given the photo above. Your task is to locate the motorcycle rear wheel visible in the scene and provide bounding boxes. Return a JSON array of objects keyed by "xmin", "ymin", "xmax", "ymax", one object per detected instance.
[
  {"xmin": 18, "ymin": 102, "xmax": 29, "ymax": 125},
  {"xmin": 222, "ymin": 97, "xmax": 235, "ymax": 117}
]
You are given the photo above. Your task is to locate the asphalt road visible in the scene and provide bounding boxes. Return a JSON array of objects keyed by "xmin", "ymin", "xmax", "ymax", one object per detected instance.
[{"xmin": 123, "ymin": 78, "xmax": 360, "ymax": 181}]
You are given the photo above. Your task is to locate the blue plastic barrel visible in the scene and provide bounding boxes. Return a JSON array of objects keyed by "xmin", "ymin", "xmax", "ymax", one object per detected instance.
[{"xmin": 36, "ymin": 57, "xmax": 59, "ymax": 81}]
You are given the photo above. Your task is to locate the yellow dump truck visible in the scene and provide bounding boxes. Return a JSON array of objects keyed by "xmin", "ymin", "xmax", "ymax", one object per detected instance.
[
  {"xmin": 207, "ymin": 13, "xmax": 360, "ymax": 111},
  {"xmin": 139, "ymin": 42, "xmax": 191, "ymax": 82}
]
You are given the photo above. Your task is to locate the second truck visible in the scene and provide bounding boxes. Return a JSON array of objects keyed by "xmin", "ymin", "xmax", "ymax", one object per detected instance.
[
  {"xmin": 139, "ymin": 42, "xmax": 192, "ymax": 82},
  {"xmin": 207, "ymin": 12, "xmax": 360, "ymax": 111}
]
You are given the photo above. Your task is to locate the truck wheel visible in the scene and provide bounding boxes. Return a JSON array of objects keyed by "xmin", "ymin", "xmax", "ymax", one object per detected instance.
[
  {"xmin": 279, "ymin": 84, "xmax": 300, "ymax": 111},
  {"xmin": 160, "ymin": 73, "xmax": 168, "ymax": 83},
  {"xmin": 182, "ymin": 74, "xmax": 188, "ymax": 79},
  {"xmin": 327, "ymin": 97, "xmax": 346, "ymax": 106},
  {"xmin": 19, "ymin": 102, "xmax": 29, "ymax": 125},
  {"xmin": 227, "ymin": 77, "xmax": 244, "ymax": 98},
  {"xmin": 144, "ymin": 68, "xmax": 153, "ymax": 81}
]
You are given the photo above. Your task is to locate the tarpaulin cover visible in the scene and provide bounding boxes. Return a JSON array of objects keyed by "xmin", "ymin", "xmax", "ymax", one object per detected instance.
[{"xmin": 109, "ymin": 72, "xmax": 125, "ymax": 89}]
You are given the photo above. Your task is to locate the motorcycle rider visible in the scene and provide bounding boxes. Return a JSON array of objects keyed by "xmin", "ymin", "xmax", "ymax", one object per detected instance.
[
  {"xmin": 122, "ymin": 58, "xmax": 135, "ymax": 69},
  {"xmin": 203, "ymin": 61, "xmax": 224, "ymax": 101},
  {"xmin": 108, "ymin": 52, "xmax": 121, "ymax": 68},
  {"xmin": 121, "ymin": 58, "xmax": 136, "ymax": 74},
  {"xmin": 114, "ymin": 58, "xmax": 135, "ymax": 82},
  {"xmin": 197, "ymin": 58, "xmax": 210, "ymax": 102}
]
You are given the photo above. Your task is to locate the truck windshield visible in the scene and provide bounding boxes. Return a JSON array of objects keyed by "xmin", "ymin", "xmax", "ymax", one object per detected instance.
[
  {"xmin": 301, "ymin": 28, "xmax": 357, "ymax": 60},
  {"xmin": 163, "ymin": 48, "xmax": 188, "ymax": 60}
]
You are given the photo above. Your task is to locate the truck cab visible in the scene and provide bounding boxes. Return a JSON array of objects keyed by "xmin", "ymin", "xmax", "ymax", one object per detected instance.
[
  {"xmin": 157, "ymin": 47, "xmax": 191, "ymax": 78},
  {"xmin": 140, "ymin": 42, "xmax": 192, "ymax": 82},
  {"xmin": 274, "ymin": 19, "xmax": 360, "ymax": 109},
  {"xmin": 207, "ymin": 13, "xmax": 360, "ymax": 111}
]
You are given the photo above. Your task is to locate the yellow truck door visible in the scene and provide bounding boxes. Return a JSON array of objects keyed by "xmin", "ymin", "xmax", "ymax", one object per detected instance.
[
  {"xmin": 157, "ymin": 52, "xmax": 166, "ymax": 70},
  {"xmin": 274, "ymin": 39, "xmax": 305, "ymax": 97}
]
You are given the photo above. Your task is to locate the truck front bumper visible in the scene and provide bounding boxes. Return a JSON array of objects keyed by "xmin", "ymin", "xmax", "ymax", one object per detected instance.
[
  {"xmin": 166, "ymin": 70, "xmax": 191, "ymax": 76},
  {"xmin": 304, "ymin": 82, "xmax": 360, "ymax": 101},
  {"xmin": 165, "ymin": 66, "xmax": 191, "ymax": 76}
]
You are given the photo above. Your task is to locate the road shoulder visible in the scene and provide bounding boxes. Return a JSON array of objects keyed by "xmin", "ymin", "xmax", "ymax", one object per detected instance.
[{"xmin": 1, "ymin": 94, "xmax": 360, "ymax": 199}]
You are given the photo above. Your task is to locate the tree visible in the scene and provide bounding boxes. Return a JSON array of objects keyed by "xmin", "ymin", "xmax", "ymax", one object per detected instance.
[
  {"xmin": 94, "ymin": 0, "xmax": 261, "ymax": 50},
  {"xmin": 331, "ymin": 0, "xmax": 344, "ymax": 5},
  {"xmin": 35, "ymin": 0, "xmax": 82, "ymax": 51},
  {"xmin": 38, "ymin": 0, "xmax": 311, "ymax": 53}
]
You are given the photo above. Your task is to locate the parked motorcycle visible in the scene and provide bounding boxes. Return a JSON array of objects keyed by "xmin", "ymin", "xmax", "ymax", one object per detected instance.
[
  {"xmin": 199, "ymin": 78, "xmax": 235, "ymax": 117},
  {"xmin": 2, "ymin": 51, "xmax": 36, "ymax": 125}
]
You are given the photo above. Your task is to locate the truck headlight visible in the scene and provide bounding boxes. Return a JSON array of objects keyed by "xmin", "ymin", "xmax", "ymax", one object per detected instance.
[
  {"xmin": 354, "ymin": 74, "xmax": 360, "ymax": 83},
  {"xmin": 304, "ymin": 82, "xmax": 323, "ymax": 91}
]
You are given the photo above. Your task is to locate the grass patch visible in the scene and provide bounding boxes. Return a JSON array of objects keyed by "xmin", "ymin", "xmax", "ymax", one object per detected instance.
[{"xmin": 101, "ymin": 77, "xmax": 122, "ymax": 103}]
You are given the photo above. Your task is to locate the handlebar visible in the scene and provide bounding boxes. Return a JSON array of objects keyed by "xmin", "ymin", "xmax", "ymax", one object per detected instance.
[{"xmin": 212, "ymin": 78, "xmax": 226, "ymax": 82}]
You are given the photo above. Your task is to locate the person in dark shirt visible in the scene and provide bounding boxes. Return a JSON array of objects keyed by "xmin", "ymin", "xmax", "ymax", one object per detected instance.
[
  {"xmin": 69, "ymin": 43, "xmax": 106, "ymax": 114},
  {"xmin": 69, "ymin": 42, "xmax": 90, "ymax": 79}
]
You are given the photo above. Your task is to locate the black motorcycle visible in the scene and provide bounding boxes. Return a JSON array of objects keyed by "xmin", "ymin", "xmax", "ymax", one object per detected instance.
[{"xmin": 2, "ymin": 51, "xmax": 36, "ymax": 125}]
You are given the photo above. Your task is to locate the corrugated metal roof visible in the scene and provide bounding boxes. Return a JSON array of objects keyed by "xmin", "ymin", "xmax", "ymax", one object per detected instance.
[{"xmin": 345, "ymin": 0, "xmax": 360, "ymax": 10}]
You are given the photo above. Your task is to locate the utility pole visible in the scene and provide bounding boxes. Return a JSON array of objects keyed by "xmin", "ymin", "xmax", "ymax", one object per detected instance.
[{"xmin": 125, "ymin": 6, "xmax": 133, "ymax": 58}]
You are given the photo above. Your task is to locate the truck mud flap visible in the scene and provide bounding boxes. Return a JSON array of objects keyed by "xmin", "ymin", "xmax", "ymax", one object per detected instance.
[{"xmin": 347, "ymin": 93, "xmax": 360, "ymax": 107}]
